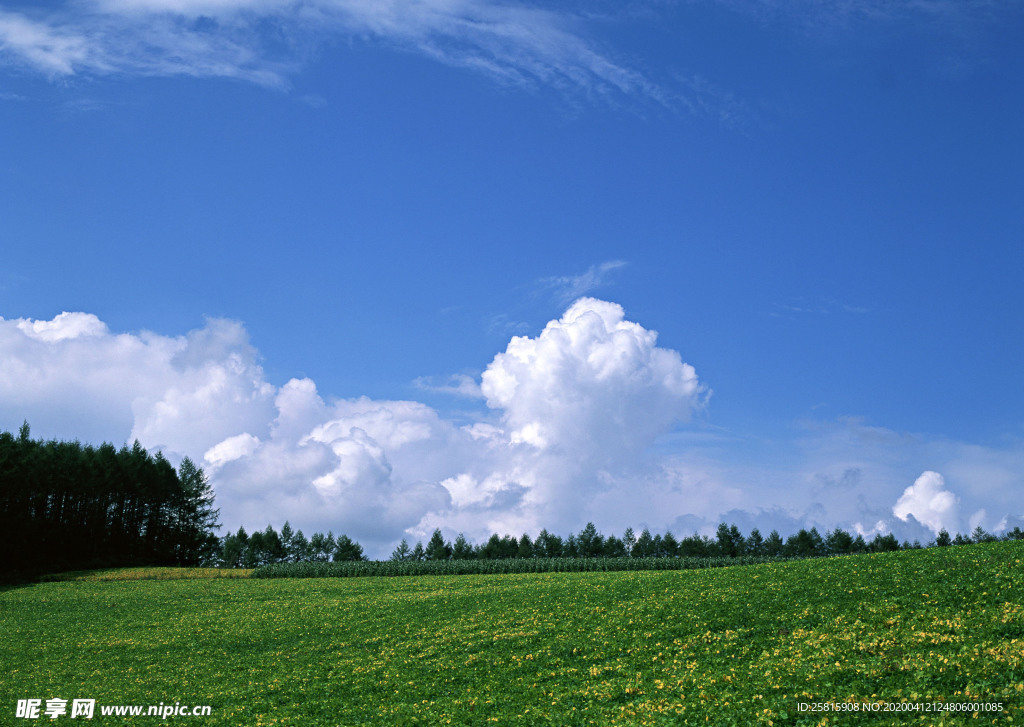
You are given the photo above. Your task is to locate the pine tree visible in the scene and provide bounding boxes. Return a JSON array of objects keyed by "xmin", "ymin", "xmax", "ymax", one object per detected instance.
[
  {"xmin": 746, "ymin": 528, "xmax": 765, "ymax": 556},
  {"xmin": 516, "ymin": 533, "xmax": 534, "ymax": 559},
  {"xmin": 411, "ymin": 541, "xmax": 426, "ymax": 561},
  {"xmin": 390, "ymin": 538, "xmax": 412, "ymax": 562},
  {"xmin": 425, "ymin": 529, "xmax": 452, "ymax": 561},
  {"xmin": 622, "ymin": 527, "xmax": 637, "ymax": 557},
  {"xmin": 332, "ymin": 534, "xmax": 366, "ymax": 561},
  {"xmin": 452, "ymin": 533, "xmax": 475, "ymax": 560},
  {"xmin": 175, "ymin": 457, "xmax": 221, "ymax": 566},
  {"xmin": 577, "ymin": 522, "xmax": 603, "ymax": 558}
]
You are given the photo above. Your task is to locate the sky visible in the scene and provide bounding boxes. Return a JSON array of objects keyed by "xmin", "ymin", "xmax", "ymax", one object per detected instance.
[{"xmin": 1, "ymin": 0, "xmax": 1022, "ymax": 557}]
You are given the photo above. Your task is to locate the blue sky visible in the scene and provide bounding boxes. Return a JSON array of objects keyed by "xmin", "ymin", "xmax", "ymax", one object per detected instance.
[{"xmin": 2, "ymin": 0, "xmax": 1022, "ymax": 555}]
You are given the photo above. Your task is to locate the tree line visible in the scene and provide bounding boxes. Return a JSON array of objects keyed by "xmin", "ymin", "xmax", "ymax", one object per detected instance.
[
  {"xmin": 0, "ymin": 423, "xmax": 220, "ymax": 578},
  {"xmin": 217, "ymin": 518, "xmax": 1024, "ymax": 569}
]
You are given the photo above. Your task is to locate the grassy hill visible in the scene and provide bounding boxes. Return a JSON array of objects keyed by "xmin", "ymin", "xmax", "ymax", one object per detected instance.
[{"xmin": 2, "ymin": 542, "xmax": 1021, "ymax": 725}]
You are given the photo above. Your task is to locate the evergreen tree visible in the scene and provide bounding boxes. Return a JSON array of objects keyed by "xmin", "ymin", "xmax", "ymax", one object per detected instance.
[
  {"xmin": 390, "ymin": 538, "xmax": 412, "ymax": 562},
  {"xmin": 174, "ymin": 457, "xmax": 221, "ymax": 566},
  {"xmin": 679, "ymin": 533, "xmax": 712, "ymax": 557},
  {"xmin": 868, "ymin": 533, "xmax": 900, "ymax": 552},
  {"xmin": 411, "ymin": 541, "xmax": 426, "ymax": 561},
  {"xmin": 634, "ymin": 528, "xmax": 654, "ymax": 558},
  {"xmin": 825, "ymin": 528, "xmax": 854, "ymax": 555},
  {"xmin": 332, "ymin": 534, "xmax": 366, "ymax": 562},
  {"xmin": 603, "ymin": 534, "xmax": 626, "ymax": 558},
  {"xmin": 661, "ymin": 531, "xmax": 679, "ymax": 558},
  {"xmin": 577, "ymin": 522, "xmax": 604, "ymax": 558},
  {"xmin": 516, "ymin": 533, "xmax": 534, "ymax": 559},
  {"xmin": 279, "ymin": 521, "xmax": 296, "ymax": 560},
  {"xmin": 936, "ymin": 528, "xmax": 951, "ymax": 547},
  {"xmin": 764, "ymin": 530, "xmax": 784, "ymax": 557},
  {"xmin": 425, "ymin": 529, "xmax": 452, "ymax": 561},
  {"xmin": 480, "ymin": 534, "xmax": 504, "ymax": 559},
  {"xmin": 971, "ymin": 526, "xmax": 996, "ymax": 543},
  {"xmin": 746, "ymin": 528, "xmax": 765, "ymax": 556},
  {"xmin": 622, "ymin": 527, "xmax": 637, "ymax": 557},
  {"xmin": 291, "ymin": 530, "xmax": 311, "ymax": 562},
  {"xmin": 452, "ymin": 533, "xmax": 475, "ymax": 560},
  {"xmin": 220, "ymin": 530, "xmax": 245, "ymax": 568}
]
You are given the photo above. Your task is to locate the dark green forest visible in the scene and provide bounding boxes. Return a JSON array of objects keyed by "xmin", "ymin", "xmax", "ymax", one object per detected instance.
[{"xmin": 0, "ymin": 423, "xmax": 220, "ymax": 578}]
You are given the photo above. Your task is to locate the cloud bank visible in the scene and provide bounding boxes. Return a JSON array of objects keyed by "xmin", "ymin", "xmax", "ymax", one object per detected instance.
[{"xmin": 2, "ymin": 303, "xmax": 1021, "ymax": 557}]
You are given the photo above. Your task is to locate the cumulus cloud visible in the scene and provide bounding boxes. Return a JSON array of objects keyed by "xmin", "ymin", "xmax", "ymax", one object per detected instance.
[
  {"xmin": 893, "ymin": 470, "xmax": 960, "ymax": 534},
  {"xmin": 3, "ymin": 305, "xmax": 1021, "ymax": 557},
  {"xmin": 0, "ymin": 1, "xmax": 659, "ymax": 100}
]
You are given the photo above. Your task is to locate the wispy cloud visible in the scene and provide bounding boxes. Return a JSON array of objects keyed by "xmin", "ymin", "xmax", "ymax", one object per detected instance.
[
  {"xmin": 0, "ymin": 1, "xmax": 663, "ymax": 100},
  {"xmin": 542, "ymin": 260, "xmax": 627, "ymax": 304}
]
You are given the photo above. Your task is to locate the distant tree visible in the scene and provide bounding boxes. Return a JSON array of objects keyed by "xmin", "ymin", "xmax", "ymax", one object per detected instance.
[
  {"xmin": 746, "ymin": 528, "xmax": 765, "ymax": 556},
  {"xmin": 679, "ymin": 533, "xmax": 712, "ymax": 558},
  {"xmin": 952, "ymin": 532, "xmax": 970, "ymax": 546},
  {"xmin": 660, "ymin": 531, "xmax": 679, "ymax": 558},
  {"xmin": 577, "ymin": 523, "xmax": 604, "ymax": 558},
  {"xmin": 263, "ymin": 524, "xmax": 286, "ymax": 564},
  {"xmin": 622, "ymin": 527, "xmax": 637, "ymax": 557},
  {"xmin": 971, "ymin": 526, "xmax": 997, "ymax": 544},
  {"xmin": 309, "ymin": 532, "xmax": 331, "ymax": 562},
  {"xmin": 220, "ymin": 530, "xmax": 245, "ymax": 568},
  {"xmin": 332, "ymin": 534, "xmax": 366, "ymax": 562},
  {"xmin": 563, "ymin": 534, "xmax": 580, "ymax": 558},
  {"xmin": 825, "ymin": 528, "xmax": 854, "ymax": 556},
  {"xmin": 716, "ymin": 523, "xmax": 746, "ymax": 558},
  {"xmin": 603, "ymin": 534, "xmax": 626, "ymax": 558},
  {"xmin": 425, "ymin": 529, "xmax": 452, "ymax": 561},
  {"xmin": 868, "ymin": 533, "xmax": 900, "ymax": 552},
  {"xmin": 851, "ymin": 534, "xmax": 868, "ymax": 553},
  {"xmin": 763, "ymin": 530, "xmax": 784, "ymax": 557},
  {"xmin": 279, "ymin": 521, "xmax": 296, "ymax": 560},
  {"xmin": 174, "ymin": 457, "xmax": 221, "ymax": 566},
  {"xmin": 1003, "ymin": 527, "xmax": 1024, "ymax": 541},
  {"xmin": 936, "ymin": 528, "xmax": 951, "ymax": 547},
  {"xmin": 452, "ymin": 533, "xmax": 475, "ymax": 560},
  {"xmin": 785, "ymin": 528, "xmax": 825, "ymax": 557},
  {"xmin": 634, "ymin": 528, "xmax": 655, "ymax": 558},
  {"xmin": 291, "ymin": 530, "xmax": 311, "ymax": 562},
  {"xmin": 411, "ymin": 541, "xmax": 426, "ymax": 562},
  {"xmin": 479, "ymin": 534, "xmax": 504, "ymax": 560},
  {"xmin": 516, "ymin": 533, "xmax": 534, "ymax": 559},
  {"xmin": 536, "ymin": 529, "xmax": 563, "ymax": 558},
  {"xmin": 390, "ymin": 538, "xmax": 412, "ymax": 562},
  {"xmin": 499, "ymin": 534, "xmax": 519, "ymax": 558}
]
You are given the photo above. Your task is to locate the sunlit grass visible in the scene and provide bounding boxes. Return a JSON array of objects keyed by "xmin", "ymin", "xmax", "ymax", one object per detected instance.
[
  {"xmin": 3, "ymin": 543, "xmax": 1021, "ymax": 725},
  {"xmin": 38, "ymin": 566, "xmax": 254, "ymax": 581}
]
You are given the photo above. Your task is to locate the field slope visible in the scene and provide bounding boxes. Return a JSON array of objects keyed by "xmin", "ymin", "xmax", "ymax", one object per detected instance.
[{"xmin": 2, "ymin": 542, "xmax": 1022, "ymax": 725}]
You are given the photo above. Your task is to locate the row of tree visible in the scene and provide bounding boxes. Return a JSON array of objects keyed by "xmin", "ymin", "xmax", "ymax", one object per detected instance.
[
  {"xmin": 219, "ymin": 523, "xmax": 366, "ymax": 568},
  {"xmin": 214, "ymin": 519, "xmax": 1024, "ymax": 569},
  {"xmin": 0, "ymin": 423, "xmax": 221, "ymax": 577},
  {"xmin": 389, "ymin": 521, "xmax": 1022, "ymax": 562}
]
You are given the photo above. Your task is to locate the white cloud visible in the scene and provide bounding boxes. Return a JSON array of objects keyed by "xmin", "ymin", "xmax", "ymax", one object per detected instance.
[
  {"xmin": 541, "ymin": 260, "xmax": 627, "ymax": 304},
  {"xmin": 482, "ymin": 297, "xmax": 702, "ymax": 457},
  {"xmin": 892, "ymin": 470, "xmax": 960, "ymax": 534},
  {"xmin": 204, "ymin": 432, "xmax": 260, "ymax": 467},
  {"xmin": 16, "ymin": 311, "xmax": 107, "ymax": 342},
  {"xmin": 0, "ymin": 1, "xmax": 661, "ymax": 100},
  {"xmin": 3, "ymin": 305, "xmax": 1022, "ymax": 557}
]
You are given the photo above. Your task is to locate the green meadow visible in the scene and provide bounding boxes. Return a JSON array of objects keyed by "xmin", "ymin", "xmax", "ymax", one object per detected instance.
[{"xmin": 2, "ymin": 542, "xmax": 1022, "ymax": 726}]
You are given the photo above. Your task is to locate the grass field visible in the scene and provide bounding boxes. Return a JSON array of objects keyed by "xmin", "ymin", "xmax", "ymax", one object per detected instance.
[{"xmin": 2, "ymin": 542, "xmax": 1022, "ymax": 725}]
